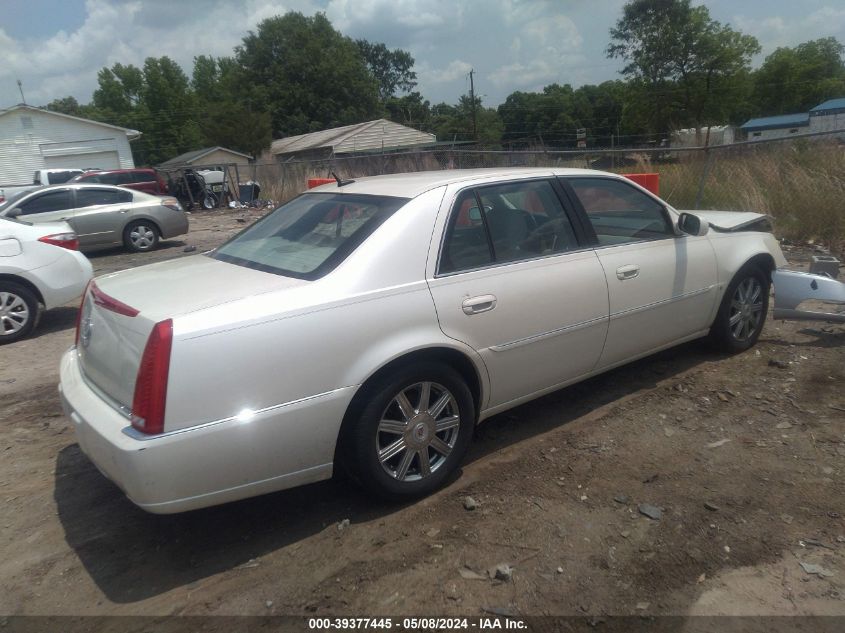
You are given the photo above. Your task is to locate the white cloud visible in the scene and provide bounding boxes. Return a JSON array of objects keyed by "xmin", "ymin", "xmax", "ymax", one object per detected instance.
[{"xmin": 420, "ymin": 60, "xmax": 473, "ymax": 84}]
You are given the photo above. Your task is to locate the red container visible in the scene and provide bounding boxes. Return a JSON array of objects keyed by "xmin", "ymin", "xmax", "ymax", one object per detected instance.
[
  {"xmin": 307, "ymin": 178, "xmax": 336, "ymax": 189},
  {"xmin": 622, "ymin": 173, "xmax": 659, "ymax": 196}
]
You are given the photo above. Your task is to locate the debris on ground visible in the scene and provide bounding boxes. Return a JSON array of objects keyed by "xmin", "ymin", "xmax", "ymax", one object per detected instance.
[
  {"xmin": 462, "ymin": 496, "xmax": 478, "ymax": 511},
  {"xmin": 799, "ymin": 562, "xmax": 835, "ymax": 578},
  {"xmin": 493, "ymin": 564, "xmax": 514, "ymax": 581},
  {"xmin": 638, "ymin": 504, "xmax": 662, "ymax": 520}
]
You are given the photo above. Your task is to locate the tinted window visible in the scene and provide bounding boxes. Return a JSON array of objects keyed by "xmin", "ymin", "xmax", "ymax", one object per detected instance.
[
  {"xmin": 48, "ymin": 170, "xmax": 82, "ymax": 184},
  {"xmin": 212, "ymin": 193, "xmax": 408, "ymax": 280},
  {"xmin": 440, "ymin": 180, "xmax": 579, "ymax": 274},
  {"xmin": 19, "ymin": 190, "xmax": 73, "ymax": 215},
  {"xmin": 95, "ymin": 173, "xmax": 120, "ymax": 185},
  {"xmin": 567, "ymin": 178, "xmax": 672, "ymax": 245},
  {"xmin": 130, "ymin": 171, "xmax": 156, "ymax": 183},
  {"xmin": 76, "ymin": 188, "xmax": 132, "ymax": 207}
]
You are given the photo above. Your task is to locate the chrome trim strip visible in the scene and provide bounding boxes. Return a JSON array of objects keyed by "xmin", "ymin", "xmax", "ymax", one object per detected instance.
[
  {"xmin": 121, "ymin": 386, "xmax": 353, "ymax": 442},
  {"xmin": 489, "ymin": 315, "xmax": 607, "ymax": 352},
  {"xmin": 608, "ymin": 285, "xmax": 716, "ymax": 321}
]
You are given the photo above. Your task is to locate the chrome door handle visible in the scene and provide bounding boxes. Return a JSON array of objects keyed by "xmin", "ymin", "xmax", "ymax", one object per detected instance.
[
  {"xmin": 616, "ymin": 264, "xmax": 640, "ymax": 280},
  {"xmin": 118, "ymin": 209, "xmax": 129, "ymax": 214},
  {"xmin": 462, "ymin": 294, "xmax": 497, "ymax": 315}
]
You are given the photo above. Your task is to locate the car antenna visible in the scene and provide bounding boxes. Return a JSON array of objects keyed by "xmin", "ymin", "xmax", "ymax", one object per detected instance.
[{"xmin": 331, "ymin": 171, "xmax": 355, "ymax": 187}]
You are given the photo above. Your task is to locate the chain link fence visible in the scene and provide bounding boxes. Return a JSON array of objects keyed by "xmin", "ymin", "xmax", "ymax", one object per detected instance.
[{"xmin": 246, "ymin": 131, "xmax": 845, "ymax": 251}]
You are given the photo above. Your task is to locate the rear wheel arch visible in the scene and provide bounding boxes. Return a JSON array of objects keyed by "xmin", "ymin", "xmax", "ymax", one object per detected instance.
[
  {"xmin": 0, "ymin": 274, "xmax": 45, "ymax": 306},
  {"xmin": 333, "ymin": 346, "xmax": 484, "ymax": 469}
]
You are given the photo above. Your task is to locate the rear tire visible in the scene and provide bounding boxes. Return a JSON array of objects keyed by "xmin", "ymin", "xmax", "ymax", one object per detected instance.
[
  {"xmin": 346, "ymin": 362, "xmax": 475, "ymax": 500},
  {"xmin": 0, "ymin": 283, "xmax": 39, "ymax": 344},
  {"xmin": 123, "ymin": 221, "xmax": 160, "ymax": 252},
  {"xmin": 709, "ymin": 265, "xmax": 770, "ymax": 353}
]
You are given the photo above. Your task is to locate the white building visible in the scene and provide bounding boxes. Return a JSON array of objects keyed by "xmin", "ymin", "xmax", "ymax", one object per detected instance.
[
  {"xmin": 0, "ymin": 104, "xmax": 139, "ymax": 184},
  {"xmin": 809, "ymin": 98, "xmax": 845, "ymax": 133},
  {"xmin": 739, "ymin": 112, "xmax": 809, "ymax": 141}
]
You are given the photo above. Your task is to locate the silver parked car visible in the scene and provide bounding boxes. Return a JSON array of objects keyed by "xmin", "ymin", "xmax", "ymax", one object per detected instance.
[
  {"xmin": 0, "ymin": 184, "xmax": 188, "ymax": 252},
  {"xmin": 60, "ymin": 168, "xmax": 792, "ymax": 514}
]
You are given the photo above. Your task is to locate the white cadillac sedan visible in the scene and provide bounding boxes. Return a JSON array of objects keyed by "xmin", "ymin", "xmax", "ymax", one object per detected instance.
[{"xmin": 59, "ymin": 168, "xmax": 787, "ymax": 513}]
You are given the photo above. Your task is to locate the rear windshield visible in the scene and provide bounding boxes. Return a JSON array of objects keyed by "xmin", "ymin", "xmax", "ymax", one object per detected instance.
[{"xmin": 210, "ymin": 192, "xmax": 409, "ymax": 280}]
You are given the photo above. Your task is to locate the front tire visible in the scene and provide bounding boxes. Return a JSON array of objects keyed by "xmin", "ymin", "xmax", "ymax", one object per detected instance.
[
  {"xmin": 0, "ymin": 283, "xmax": 39, "ymax": 344},
  {"xmin": 709, "ymin": 265, "xmax": 770, "ymax": 352},
  {"xmin": 347, "ymin": 362, "xmax": 475, "ymax": 500},
  {"xmin": 123, "ymin": 221, "xmax": 160, "ymax": 252}
]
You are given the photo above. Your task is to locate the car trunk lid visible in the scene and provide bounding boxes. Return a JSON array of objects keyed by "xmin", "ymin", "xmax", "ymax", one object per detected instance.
[{"xmin": 77, "ymin": 255, "xmax": 308, "ymax": 413}]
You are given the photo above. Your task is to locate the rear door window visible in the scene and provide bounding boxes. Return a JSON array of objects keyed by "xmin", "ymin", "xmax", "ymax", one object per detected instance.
[{"xmin": 76, "ymin": 188, "xmax": 133, "ymax": 208}]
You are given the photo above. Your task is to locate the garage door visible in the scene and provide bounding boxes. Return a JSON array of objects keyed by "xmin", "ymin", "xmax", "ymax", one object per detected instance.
[{"xmin": 45, "ymin": 151, "xmax": 120, "ymax": 171}]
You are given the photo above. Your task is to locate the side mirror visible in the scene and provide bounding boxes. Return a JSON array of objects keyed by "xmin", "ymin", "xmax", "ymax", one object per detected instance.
[
  {"xmin": 4, "ymin": 208, "xmax": 22, "ymax": 219},
  {"xmin": 678, "ymin": 212, "xmax": 708, "ymax": 237}
]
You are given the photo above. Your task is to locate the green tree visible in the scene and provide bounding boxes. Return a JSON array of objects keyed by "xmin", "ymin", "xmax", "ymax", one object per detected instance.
[
  {"xmin": 191, "ymin": 55, "xmax": 272, "ymax": 156},
  {"xmin": 43, "ymin": 96, "xmax": 83, "ymax": 116},
  {"xmin": 356, "ymin": 40, "xmax": 417, "ymax": 102},
  {"xmin": 385, "ymin": 91, "xmax": 431, "ymax": 128},
  {"xmin": 431, "ymin": 95, "xmax": 503, "ymax": 146},
  {"xmin": 137, "ymin": 56, "xmax": 203, "ymax": 165},
  {"xmin": 234, "ymin": 12, "xmax": 381, "ymax": 136},
  {"xmin": 608, "ymin": 0, "xmax": 759, "ymax": 135},
  {"xmin": 752, "ymin": 37, "xmax": 845, "ymax": 115}
]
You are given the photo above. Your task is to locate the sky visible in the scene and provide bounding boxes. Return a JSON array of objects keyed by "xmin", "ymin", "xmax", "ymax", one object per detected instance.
[{"xmin": 2, "ymin": 0, "xmax": 845, "ymax": 111}]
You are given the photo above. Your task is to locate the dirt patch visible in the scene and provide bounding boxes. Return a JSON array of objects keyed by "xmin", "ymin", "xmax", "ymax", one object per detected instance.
[{"xmin": 0, "ymin": 213, "xmax": 842, "ymax": 618}]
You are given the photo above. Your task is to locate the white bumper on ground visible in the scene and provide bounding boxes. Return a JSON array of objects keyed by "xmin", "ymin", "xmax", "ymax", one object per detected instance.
[
  {"xmin": 772, "ymin": 269, "xmax": 845, "ymax": 323},
  {"xmin": 59, "ymin": 348, "xmax": 354, "ymax": 513}
]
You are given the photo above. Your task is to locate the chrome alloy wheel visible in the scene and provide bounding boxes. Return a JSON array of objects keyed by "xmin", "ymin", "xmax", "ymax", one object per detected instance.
[
  {"xmin": 376, "ymin": 381, "xmax": 461, "ymax": 482},
  {"xmin": 129, "ymin": 224, "xmax": 156, "ymax": 250},
  {"xmin": 728, "ymin": 276, "xmax": 764, "ymax": 341},
  {"xmin": 0, "ymin": 291, "xmax": 30, "ymax": 336}
]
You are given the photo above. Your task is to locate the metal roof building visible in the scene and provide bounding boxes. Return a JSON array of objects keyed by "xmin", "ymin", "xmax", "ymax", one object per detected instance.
[
  {"xmin": 810, "ymin": 98, "xmax": 845, "ymax": 116},
  {"xmin": 270, "ymin": 119, "xmax": 436, "ymax": 161},
  {"xmin": 159, "ymin": 146, "xmax": 252, "ymax": 168},
  {"xmin": 740, "ymin": 113, "xmax": 810, "ymax": 132}
]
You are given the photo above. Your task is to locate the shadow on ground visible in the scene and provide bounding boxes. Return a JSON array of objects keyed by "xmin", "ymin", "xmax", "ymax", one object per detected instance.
[{"xmin": 54, "ymin": 340, "xmax": 718, "ymax": 603}]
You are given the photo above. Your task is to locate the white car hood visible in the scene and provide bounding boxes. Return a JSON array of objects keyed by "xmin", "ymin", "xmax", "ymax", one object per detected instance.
[
  {"xmin": 95, "ymin": 254, "xmax": 308, "ymax": 321},
  {"xmin": 678, "ymin": 210, "xmax": 768, "ymax": 231}
]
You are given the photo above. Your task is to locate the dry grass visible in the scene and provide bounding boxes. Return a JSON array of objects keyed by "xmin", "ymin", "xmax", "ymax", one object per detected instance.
[
  {"xmin": 251, "ymin": 140, "xmax": 845, "ymax": 252},
  {"xmin": 621, "ymin": 141, "xmax": 845, "ymax": 251}
]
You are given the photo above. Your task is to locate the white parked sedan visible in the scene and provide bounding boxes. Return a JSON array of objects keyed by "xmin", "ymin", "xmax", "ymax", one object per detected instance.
[
  {"xmin": 59, "ymin": 168, "xmax": 788, "ymax": 513},
  {"xmin": 1, "ymin": 217, "xmax": 93, "ymax": 343}
]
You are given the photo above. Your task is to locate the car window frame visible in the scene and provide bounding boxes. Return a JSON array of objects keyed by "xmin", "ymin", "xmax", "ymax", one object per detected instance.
[
  {"xmin": 74, "ymin": 187, "xmax": 133, "ymax": 209},
  {"xmin": 557, "ymin": 175, "xmax": 677, "ymax": 248},
  {"xmin": 17, "ymin": 188, "xmax": 74, "ymax": 216},
  {"xmin": 435, "ymin": 177, "xmax": 591, "ymax": 277}
]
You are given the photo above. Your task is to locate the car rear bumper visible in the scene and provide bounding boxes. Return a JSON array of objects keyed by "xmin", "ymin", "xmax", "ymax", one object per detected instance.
[
  {"xmin": 59, "ymin": 348, "xmax": 351, "ymax": 513},
  {"xmin": 25, "ymin": 250, "xmax": 92, "ymax": 309},
  {"xmin": 155, "ymin": 210, "xmax": 189, "ymax": 239}
]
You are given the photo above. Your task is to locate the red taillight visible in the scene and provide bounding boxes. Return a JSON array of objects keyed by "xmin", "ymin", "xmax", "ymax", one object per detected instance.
[
  {"xmin": 161, "ymin": 197, "xmax": 182, "ymax": 212},
  {"xmin": 39, "ymin": 233, "xmax": 79, "ymax": 251},
  {"xmin": 74, "ymin": 280, "xmax": 93, "ymax": 346},
  {"xmin": 131, "ymin": 319, "xmax": 173, "ymax": 435},
  {"xmin": 90, "ymin": 281, "xmax": 139, "ymax": 317}
]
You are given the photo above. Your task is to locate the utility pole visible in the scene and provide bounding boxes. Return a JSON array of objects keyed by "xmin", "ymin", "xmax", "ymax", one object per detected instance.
[
  {"xmin": 469, "ymin": 69, "xmax": 477, "ymax": 142},
  {"xmin": 16, "ymin": 79, "xmax": 26, "ymax": 105}
]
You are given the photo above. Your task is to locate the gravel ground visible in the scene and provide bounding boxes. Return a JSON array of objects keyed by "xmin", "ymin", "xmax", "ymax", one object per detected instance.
[{"xmin": 0, "ymin": 209, "xmax": 842, "ymax": 623}]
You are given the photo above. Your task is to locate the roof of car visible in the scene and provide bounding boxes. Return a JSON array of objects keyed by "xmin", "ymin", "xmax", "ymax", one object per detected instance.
[
  {"xmin": 306, "ymin": 167, "xmax": 620, "ymax": 198},
  {"xmin": 22, "ymin": 183, "xmax": 152, "ymax": 198}
]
